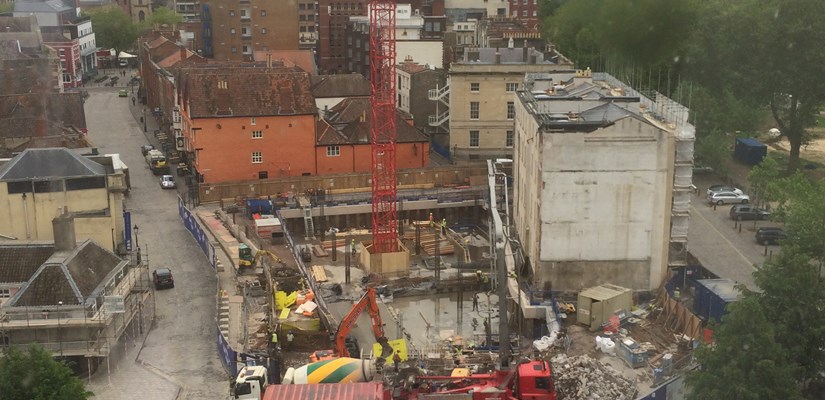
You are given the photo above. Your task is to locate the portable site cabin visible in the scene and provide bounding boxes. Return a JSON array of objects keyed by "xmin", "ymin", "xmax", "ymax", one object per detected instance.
[
  {"xmin": 577, "ymin": 284, "xmax": 633, "ymax": 330},
  {"xmin": 693, "ymin": 279, "xmax": 741, "ymax": 323},
  {"xmin": 734, "ymin": 138, "xmax": 767, "ymax": 166}
]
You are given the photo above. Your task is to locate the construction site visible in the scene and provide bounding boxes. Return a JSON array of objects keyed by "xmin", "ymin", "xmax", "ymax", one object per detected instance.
[
  {"xmin": 189, "ymin": 1, "xmax": 702, "ymax": 399},
  {"xmin": 198, "ymin": 154, "xmax": 700, "ymax": 400}
]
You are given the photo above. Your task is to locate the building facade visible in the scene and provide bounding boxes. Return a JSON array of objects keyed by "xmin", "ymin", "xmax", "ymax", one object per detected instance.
[
  {"xmin": 41, "ymin": 29, "xmax": 82, "ymax": 89},
  {"xmin": 345, "ymin": 3, "xmax": 445, "ymax": 76},
  {"xmin": 512, "ymin": 70, "xmax": 695, "ymax": 291},
  {"xmin": 315, "ymin": 98, "xmax": 429, "ymax": 174},
  {"xmin": 508, "ymin": 0, "xmax": 539, "ymax": 28},
  {"xmin": 432, "ymin": 46, "xmax": 573, "ymax": 160},
  {"xmin": 183, "ymin": 0, "xmax": 298, "ymax": 60},
  {"xmin": 318, "ymin": 0, "xmax": 368, "ymax": 74},
  {"xmin": 177, "ymin": 66, "xmax": 318, "ymax": 183},
  {"xmin": 0, "ymin": 148, "xmax": 129, "ymax": 253},
  {"xmin": 396, "ymin": 57, "xmax": 446, "ymax": 132},
  {"xmin": 298, "ymin": 0, "xmax": 319, "ymax": 50}
]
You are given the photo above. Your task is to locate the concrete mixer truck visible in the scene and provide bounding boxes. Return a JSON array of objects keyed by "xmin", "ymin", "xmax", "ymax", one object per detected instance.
[{"xmin": 230, "ymin": 358, "xmax": 377, "ymax": 399}]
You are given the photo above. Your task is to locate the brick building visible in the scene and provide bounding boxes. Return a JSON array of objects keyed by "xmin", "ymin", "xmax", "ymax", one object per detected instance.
[
  {"xmin": 315, "ymin": 98, "xmax": 429, "ymax": 174},
  {"xmin": 177, "ymin": 66, "xmax": 318, "ymax": 183},
  {"xmin": 205, "ymin": 0, "xmax": 298, "ymax": 60},
  {"xmin": 508, "ymin": 0, "xmax": 540, "ymax": 28},
  {"xmin": 41, "ymin": 28, "xmax": 82, "ymax": 89},
  {"xmin": 298, "ymin": 0, "xmax": 318, "ymax": 50},
  {"xmin": 318, "ymin": 0, "xmax": 368, "ymax": 74},
  {"xmin": 396, "ymin": 57, "xmax": 446, "ymax": 133}
]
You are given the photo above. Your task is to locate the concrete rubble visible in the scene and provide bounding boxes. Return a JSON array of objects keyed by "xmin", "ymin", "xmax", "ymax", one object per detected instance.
[{"xmin": 550, "ymin": 354, "xmax": 635, "ymax": 400}]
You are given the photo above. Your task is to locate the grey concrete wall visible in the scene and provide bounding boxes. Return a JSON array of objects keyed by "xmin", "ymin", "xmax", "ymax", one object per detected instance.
[{"xmin": 538, "ymin": 259, "xmax": 650, "ymax": 292}]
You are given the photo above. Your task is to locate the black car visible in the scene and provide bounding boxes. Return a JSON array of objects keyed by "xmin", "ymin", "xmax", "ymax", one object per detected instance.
[
  {"xmin": 756, "ymin": 227, "xmax": 786, "ymax": 245},
  {"xmin": 729, "ymin": 204, "xmax": 770, "ymax": 221},
  {"xmin": 152, "ymin": 268, "xmax": 175, "ymax": 289}
]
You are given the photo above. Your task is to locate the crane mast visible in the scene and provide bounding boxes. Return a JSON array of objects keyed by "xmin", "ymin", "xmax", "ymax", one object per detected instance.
[{"xmin": 369, "ymin": 0, "xmax": 398, "ymax": 253}]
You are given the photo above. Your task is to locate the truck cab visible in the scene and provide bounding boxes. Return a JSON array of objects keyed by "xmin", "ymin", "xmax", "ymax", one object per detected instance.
[
  {"xmin": 516, "ymin": 361, "xmax": 556, "ymax": 400},
  {"xmin": 232, "ymin": 366, "xmax": 269, "ymax": 399},
  {"xmin": 145, "ymin": 149, "xmax": 170, "ymax": 175}
]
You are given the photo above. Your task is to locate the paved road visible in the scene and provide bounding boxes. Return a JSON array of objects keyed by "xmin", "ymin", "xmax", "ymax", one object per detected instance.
[
  {"xmin": 688, "ymin": 181, "xmax": 782, "ymax": 291},
  {"xmin": 82, "ymin": 86, "xmax": 227, "ymax": 399}
]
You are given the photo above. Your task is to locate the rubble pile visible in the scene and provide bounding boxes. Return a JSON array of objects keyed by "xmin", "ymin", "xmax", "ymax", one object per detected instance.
[{"xmin": 551, "ymin": 354, "xmax": 634, "ymax": 400}]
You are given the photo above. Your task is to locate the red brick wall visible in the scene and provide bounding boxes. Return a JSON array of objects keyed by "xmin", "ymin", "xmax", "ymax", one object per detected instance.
[
  {"xmin": 315, "ymin": 142, "xmax": 428, "ymax": 174},
  {"xmin": 189, "ymin": 114, "xmax": 318, "ymax": 183}
]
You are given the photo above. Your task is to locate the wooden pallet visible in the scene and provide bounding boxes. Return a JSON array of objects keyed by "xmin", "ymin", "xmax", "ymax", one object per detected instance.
[
  {"xmin": 310, "ymin": 265, "xmax": 328, "ymax": 282},
  {"xmin": 312, "ymin": 245, "xmax": 329, "ymax": 257}
]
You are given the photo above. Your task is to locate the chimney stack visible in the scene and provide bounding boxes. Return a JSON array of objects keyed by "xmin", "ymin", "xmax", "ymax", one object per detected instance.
[
  {"xmin": 180, "ymin": 45, "xmax": 186, "ymax": 62},
  {"xmin": 52, "ymin": 208, "xmax": 76, "ymax": 252},
  {"xmin": 528, "ymin": 48, "xmax": 537, "ymax": 65},
  {"xmin": 495, "ymin": 48, "xmax": 501, "ymax": 64}
]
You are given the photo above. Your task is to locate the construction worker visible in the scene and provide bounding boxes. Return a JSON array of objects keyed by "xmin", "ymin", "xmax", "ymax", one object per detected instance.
[
  {"xmin": 393, "ymin": 351, "xmax": 402, "ymax": 372},
  {"xmin": 287, "ymin": 330, "xmax": 294, "ymax": 345},
  {"xmin": 472, "ymin": 292, "xmax": 479, "ymax": 311},
  {"xmin": 674, "ymin": 287, "xmax": 681, "ymax": 300},
  {"xmin": 429, "ymin": 213, "xmax": 434, "ymax": 228},
  {"xmin": 351, "ymin": 239, "xmax": 356, "ymax": 255},
  {"xmin": 440, "ymin": 219, "xmax": 447, "ymax": 234}
]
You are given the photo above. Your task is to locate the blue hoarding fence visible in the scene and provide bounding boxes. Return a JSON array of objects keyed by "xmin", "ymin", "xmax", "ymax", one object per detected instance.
[
  {"xmin": 217, "ymin": 326, "xmax": 238, "ymax": 377},
  {"xmin": 431, "ymin": 142, "xmax": 451, "ymax": 161},
  {"xmin": 177, "ymin": 195, "xmax": 217, "ymax": 269}
]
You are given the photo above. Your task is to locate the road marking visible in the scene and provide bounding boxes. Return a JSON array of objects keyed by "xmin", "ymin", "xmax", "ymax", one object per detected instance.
[{"xmin": 691, "ymin": 205, "xmax": 757, "ymax": 271}]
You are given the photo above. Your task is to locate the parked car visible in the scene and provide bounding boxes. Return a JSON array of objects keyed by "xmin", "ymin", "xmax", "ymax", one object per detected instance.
[
  {"xmin": 119, "ymin": 59, "xmax": 128, "ymax": 67},
  {"xmin": 707, "ymin": 185, "xmax": 744, "ymax": 196},
  {"xmin": 756, "ymin": 227, "xmax": 786, "ymax": 245},
  {"xmin": 152, "ymin": 268, "xmax": 175, "ymax": 289},
  {"xmin": 708, "ymin": 191, "xmax": 750, "ymax": 205},
  {"xmin": 160, "ymin": 175, "xmax": 176, "ymax": 189},
  {"xmin": 729, "ymin": 204, "xmax": 770, "ymax": 220},
  {"xmin": 118, "ymin": 89, "xmax": 128, "ymax": 97}
]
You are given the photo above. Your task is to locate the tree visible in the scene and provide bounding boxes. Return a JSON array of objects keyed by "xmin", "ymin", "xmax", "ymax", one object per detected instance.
[
  {"xmin": 747, "ymin": 154, "xmax": 782, "ymax": 207},
  {"xmin": 143, "ymin": 6, "xmax": 183, "ymax": 29},
  {"xmin": 0, "ymin": 345, "xmax": 93, "ymax": 400},
  {"xmin": 686, "ymin": 295, "xmax": 803, "ymax": 400},
  {"xmin": 753, "ymin": 246, "xmax": 825, "ymax": 396},
  {"xmin": 87, "ymin": 7, "xmax": 138, "ymax": 61},
  {"xmin": 694, "ymin": 132, "xmax": 732, "ymax": 176},
  {"xmin": 688, "ymin": 0, "xmax": 825, "ymax": 172}
]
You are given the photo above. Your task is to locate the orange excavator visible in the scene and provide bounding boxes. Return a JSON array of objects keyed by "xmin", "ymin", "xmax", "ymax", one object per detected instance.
[{"xmin": 311, "ymin": 287, "xmax": 393, "ymax": 362}]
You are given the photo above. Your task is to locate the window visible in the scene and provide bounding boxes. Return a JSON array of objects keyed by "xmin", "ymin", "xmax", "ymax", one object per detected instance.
[
  {"xmin": 522, "ymin": 10, "xmax": 527, "ymax": 17},
  {"xmin": 470, "ymin": 82, "xmax": 479, "ymax": 92},
  {"xmin": 261, "ymin": 28, "xmax": 267, "ymax": 34},
  {"xmin": 533, "ymin": 10, "xmax": 537, "ymax": 17},
  {"xmin": 261, "ymin": 10, "xmax": 267, "ymax": 16},
  {"xmin": 506, "ymin": 130, "xmax": 514, "ymax": 147},
  {"xmin": 229, "ymin": 10, "xmax": 235, "ymax": 16},
  {"xmin": 240, "ymin": 9, "xmax": 247, "ymax": 17},
  {"xmin": 252, "ymin": 130, "xmax": 263, "ymax": 139},
  {"xmin": 251, "ymin": 152, "xmax": 262, "ymax": 163},
  {"xmin": 258, "ymin": 171, "xmax": 268, "ymax": 179},
  {"xmin": 230, "ymin": 28, "xmax": 236, "ymax": 34},
  {"xmin": 507, "ymin": 101, "xmax": 515, "ymax": 119},
  {"xmin": 327, "ymin": 146, "xmax": 341, "ymax": 156},
  {"xmin": 251, "ymin": 117, "xmax": 256, "ymax": 125},
  {"xmin": 231, "ymin": 46, "xmax": 237, "ymax": 53},
  {"xmin": 506, "ymin": 82, "xmax": 518, "ymax": 92},
  {"xmin": 242, "ymin": 45, "xmax": 250, "ymax": 53},
  {"xmin": 469, "ymin": 131, "xmax": 480, "ymax": 147},
  {"xmin": 470, "ymin": 102, "xmax": 479, "ymax": 119},
  {"xmin": 0, "ymin": 288, "xmax": 10, "ymax": 298}
]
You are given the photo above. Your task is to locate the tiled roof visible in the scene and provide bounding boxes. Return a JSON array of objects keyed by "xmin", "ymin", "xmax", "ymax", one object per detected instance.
[
  {"xmin": 149, "ymin": 40, "xmax": 179, "ymax": 64},
  {"xmin": 7, "ymin": 240, "xmax": 125, "ymax": 307},
  {"xmin": 182, "ymin": 67, "xmax": 315, "ymax": 118},
  {"xmin": 0, "ymin": 147, "xmax": 106, "ymax": 180},
  {"xmin": 0, "ymin": 92, "xmax": 86, "ymax": 139},
  {"xmin": 47, "ymin": 92, "xmax": 87, "ymax": 128},
  {"xmin": 253, "ymin": 50, "xmax": 317, "ymax": 74},
  {"xmin": 317, "ymin": 98, "xmax": 429, "ymax": 145},
  {"xmin": 13, "ymin": 0, "xmax": 73, "ymax": 13},
  {"xmin": 0, "ymin": 244, "xmax": 55, "ymax": 283},
  {"xmin": 310, "ymin": 74, "xmax": 370, "ymax": 98}
]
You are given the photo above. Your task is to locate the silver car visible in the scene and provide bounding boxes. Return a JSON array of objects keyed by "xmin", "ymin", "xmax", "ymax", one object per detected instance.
[
  {"xmin": 160, "ymin": 175, "xmax": 176, "ymax": 189},
  {"xmin": 708, "ymin": 191, "xmax": 749, "ymax": 205},
  {"xmin": 707, "ymin": 185, "xmax": 744, "ymax": 196}
]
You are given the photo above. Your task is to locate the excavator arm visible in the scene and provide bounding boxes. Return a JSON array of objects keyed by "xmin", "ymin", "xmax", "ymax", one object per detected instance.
[{"xmin": 335, "ymin": 287, "xmax": 391, "ymax": 358}]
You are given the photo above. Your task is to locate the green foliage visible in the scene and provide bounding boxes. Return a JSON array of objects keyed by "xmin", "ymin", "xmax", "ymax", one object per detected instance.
[
  {"xmin": 0, "ymin": 2, "xmax": 14, "ymax": 14},
  {"xmin": 143, "ymin": 7, "xmax": 183, "ymax": 28},
  {"xmin": 538, "ymin": 0, "xmax": 569, "ymax": 19},
  {"xmin": 753, "ymin": 246, "xmax": 825, "ymax": 392},
  {"xmin": 87, "ymin": 7, "xmax": 138, "ymax": 56},
  {"xmin": 543, "ymin": 0, "xmax": 602, "ymax": 70},
  {"xmin": 685, "ymin": 83, "xmax": 764, "ymax": 137},
  {"xmin": 687, "ymin": 0, "xmax": 825, "ymax": 172},
  {"xmin": 747, "ymin": 154, "xmax": 782, "ymax": 206},
  {"xmin": 781, "ymin": 180, "xmax": 825, "ymax": 263},
  {"xmin": 694, "ymin": 132, "xmax": 731, "ymax": 176},
  {"xmin": 0, "ymin": 345, "xmax": 93, "ymax": 400},
  {"xmin": 686, "ymin": 296, "xmax": 803, "ymax": 400}
]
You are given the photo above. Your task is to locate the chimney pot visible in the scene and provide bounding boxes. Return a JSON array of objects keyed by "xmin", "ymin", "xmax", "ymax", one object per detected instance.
[{"xmin": 52, "ymin": 209, "xmax": 76, "ymax": 252}]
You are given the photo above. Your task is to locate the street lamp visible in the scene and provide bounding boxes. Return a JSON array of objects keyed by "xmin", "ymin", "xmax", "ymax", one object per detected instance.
[
  {"xmin": 143, "ymin": 108, "xmax": 147, "ymax": 132},
  {"xmin": 57, "ymin": 301, "xmax": 63, "ymax": 357},
  {"xmin": 133, "ymin": 225, "xmax": 140, "ymax": 249}
]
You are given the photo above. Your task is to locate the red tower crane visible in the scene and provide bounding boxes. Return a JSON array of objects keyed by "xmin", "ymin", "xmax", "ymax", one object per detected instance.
[{"xmin": 369, "ymin": 0, "xmax": 398, "ymax": 253}]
